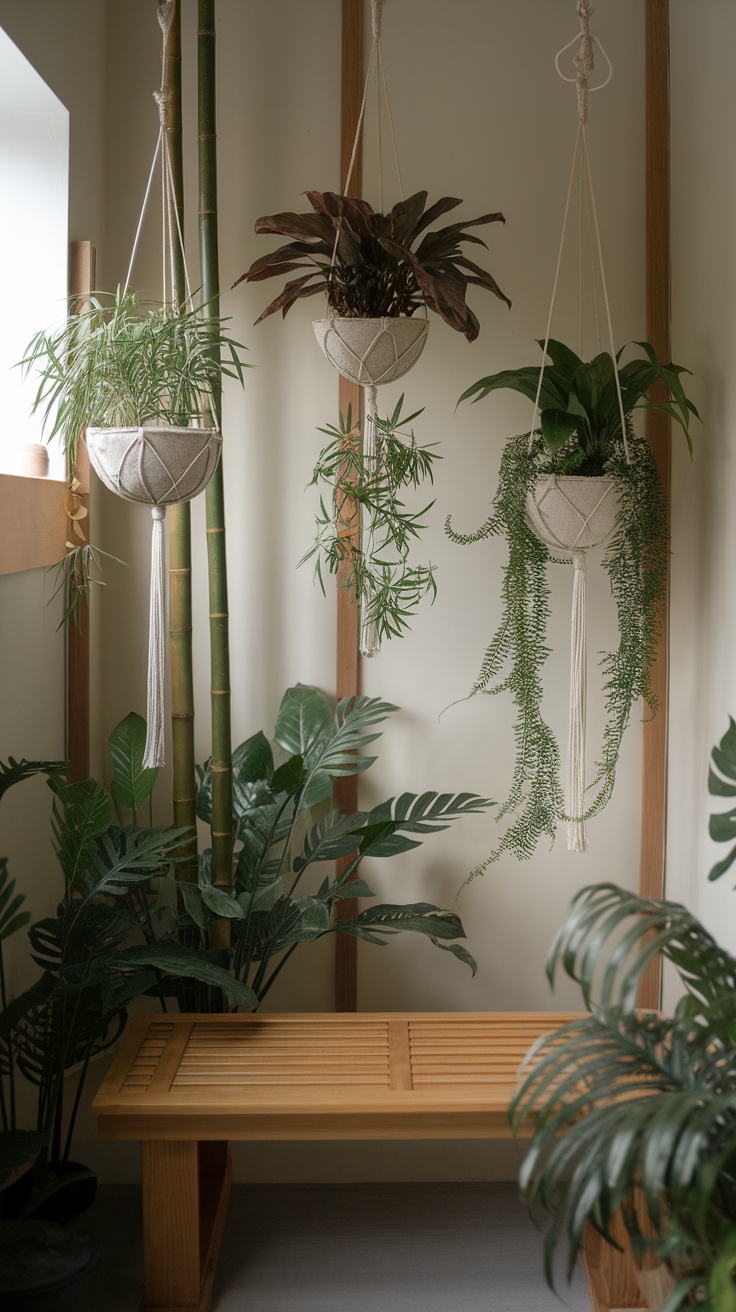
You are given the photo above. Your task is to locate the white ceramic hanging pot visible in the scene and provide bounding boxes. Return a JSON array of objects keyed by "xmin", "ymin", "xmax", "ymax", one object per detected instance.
[
  {"xmin": 312, "ymin": 315, "xmax": 429, "ymax": 386},
  {"xmin": 525, "ymin": 474, "xmax": 620, "ymax": 553},
  {"xmin": 86, "ymin": 424, "xmax": 222, "ymax": 507}
]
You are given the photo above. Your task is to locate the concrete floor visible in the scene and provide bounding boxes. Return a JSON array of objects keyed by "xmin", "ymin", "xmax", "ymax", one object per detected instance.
[{"xmin": 80, "ymin": 1182, "xmax": 590, "ymax": 1311}]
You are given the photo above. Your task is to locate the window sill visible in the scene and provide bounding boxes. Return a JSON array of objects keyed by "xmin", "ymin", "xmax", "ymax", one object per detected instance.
[{"xmin": 0, "ymin": 472, "xmax": 68, "ymax": 575}]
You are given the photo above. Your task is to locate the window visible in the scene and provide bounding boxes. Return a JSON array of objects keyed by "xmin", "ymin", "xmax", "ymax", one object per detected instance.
[{"xmin": 0, "ymin": 25, "xmax": 69, "ymax": 480}]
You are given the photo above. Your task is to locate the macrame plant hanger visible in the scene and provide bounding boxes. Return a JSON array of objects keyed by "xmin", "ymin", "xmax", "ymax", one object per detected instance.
[
  {"xmin": 86, "ymin": 0, "xmax": 221, "ymax": 769},
  {"xmin": 525, "ymin": 0, "xmax": 628, "ymax": 853},
  {"xmin": 312, "ymin": 0, "xmax": 428, "ymax": 658}
]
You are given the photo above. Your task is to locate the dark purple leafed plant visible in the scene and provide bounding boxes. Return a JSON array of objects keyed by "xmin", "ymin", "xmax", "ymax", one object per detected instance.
[{"xmin": 233, "ymin": 190, "xmax": 510, "ymax": 342}]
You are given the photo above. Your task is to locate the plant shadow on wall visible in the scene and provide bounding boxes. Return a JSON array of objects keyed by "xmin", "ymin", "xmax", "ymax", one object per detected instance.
[
  {"xmin": 509, "ymin": 718, "xmax": 736, "ymax": 1312},
  {"xmin": 235, "ymin": 190, "xmax": 510, "ymax": 650},
  {"xmin": 446, "ymin": 338, "xmax": 698, "ymax": 871}
]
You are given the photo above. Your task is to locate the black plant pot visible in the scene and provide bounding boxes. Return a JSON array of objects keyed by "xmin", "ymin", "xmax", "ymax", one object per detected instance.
[
  {"xmin": 3, "ymin": 1162, "xmax": 98, "ymax": 1224},
  {"xmin": 30, "ymin": 1164, "xmax": 97, "ymax": 1224},
  {"xmin": 0, "ymin": 1220, "xmax": 98, "ymax": 1312}
]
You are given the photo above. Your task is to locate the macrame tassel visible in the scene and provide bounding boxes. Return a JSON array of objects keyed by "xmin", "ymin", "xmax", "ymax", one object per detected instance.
[
  {"xmin": 359, "ymin": 383, "xmax": 381, "ymax": 658},
  {"xmin": 143, "ymin": 505, "xmax": 167, "ymax": 768},
  {"xmin": 567, "ymin": 550, "xmax": 588, "ymax": 852}
]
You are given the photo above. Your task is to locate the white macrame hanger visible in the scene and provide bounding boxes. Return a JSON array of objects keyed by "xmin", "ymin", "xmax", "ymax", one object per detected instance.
[
  {"xmin": 528, "ymin": 1, "xmax": 628, "ymax": 854},
  {"xmin": 120, "ymin": 0, "xmax": 200, "ymax": 768}
]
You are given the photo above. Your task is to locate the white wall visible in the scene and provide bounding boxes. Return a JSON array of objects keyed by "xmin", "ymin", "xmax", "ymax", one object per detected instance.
[
  {"xmin": 2, "ymin": 0, "xmax": 658, "ymax": 1183},
  {"xmin": 666, "ymin": 1, "xmax": 736, "ymax": 984}
]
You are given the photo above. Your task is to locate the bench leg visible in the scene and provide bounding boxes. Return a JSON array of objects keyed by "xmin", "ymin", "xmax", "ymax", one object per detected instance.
[{"xmin": 141, "ymin": 1140, "xmax": 232, "ymax": 1312}]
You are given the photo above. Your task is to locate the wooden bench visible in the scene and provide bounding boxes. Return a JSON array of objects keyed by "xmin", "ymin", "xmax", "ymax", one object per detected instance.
[{"xmin": 94, "ymin": 1010, "xmax": 587, "ymax": 1312}]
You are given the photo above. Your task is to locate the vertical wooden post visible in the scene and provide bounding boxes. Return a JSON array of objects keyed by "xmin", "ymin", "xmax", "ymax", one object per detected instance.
[
  {"xmin": 67, "ymin": 240, "xmax": 96, "ymax": 782},
  {"xmin": 334, "ymin": 0, "xmax": 364, "ymax": 1013},
  {"xmin": 639, "ymin": 0, "xmax": 670, "ymax": 1010}
]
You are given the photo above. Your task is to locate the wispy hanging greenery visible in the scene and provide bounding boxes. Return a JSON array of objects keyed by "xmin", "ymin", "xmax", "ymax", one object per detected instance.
[
  {"xmin": 446, "ymin": 421, "xmax": 668, "ymax": 874},
  {"xmin": 20, "ymin": 287, "xmax": 248, "ymax": 467},
  {"xmin": 49, "ymin": 543, "xmax": 125, "ymax": 633},
  {"xmin": 301, "ymin": 396, "xmax": 440, "ymax": 643}
]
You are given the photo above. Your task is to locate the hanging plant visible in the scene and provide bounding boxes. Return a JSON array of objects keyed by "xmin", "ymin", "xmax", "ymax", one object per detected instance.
[
  {"xmin": 300, "ymin": 395, "xmax": 439, "ymax": 643},
  {"xmin": 234, "ymin": 188, "xmax": 510, "ymax": 345},
  {"xmin": 447, "ymin": 339, "xmax": 697, "ymax": 871},
  {"xmin": 21, "ymin": 288, "xmax": 247, "ymax": 767}
]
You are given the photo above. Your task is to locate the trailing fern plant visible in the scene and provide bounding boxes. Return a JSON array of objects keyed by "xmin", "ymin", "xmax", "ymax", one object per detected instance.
[
  {"xmin": 300, "ymin": 397, "xmax": 439, "ymax": 643},
  {"xmin": 445, "ymin": 338, "xmax": 697, "ymax": 869}
]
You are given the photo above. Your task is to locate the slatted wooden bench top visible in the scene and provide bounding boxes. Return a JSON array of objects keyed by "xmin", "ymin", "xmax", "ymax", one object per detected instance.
[
  {"xmin": 95, "ymin": 1009, "xmax": 581, "ymax": 1142},
  {"xmin": 93, "ymin": 1011, "xmax": 583, "ymax": 1312}
]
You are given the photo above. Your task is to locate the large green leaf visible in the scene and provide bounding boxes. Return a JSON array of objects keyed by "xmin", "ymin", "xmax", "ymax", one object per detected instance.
[
  {"xmin": 0, "ymin": 757, "xmax": 66, "ymax": 804},
  {"xmin": 274, "ymin": 685, "xmax": 333, "ymax": 759},
  {"xmin": 256, "ymin": 896, "xmax": 331, "ymax": 955},
  {"xmin": 709, "ymin": 719, "xmax": 736, "ymax": 880},
  {"xmin": 52, "ymin": 779, "xmax": 115, "ymax": 890},
  {"xmin": 111, "ymin": 942, "xmax": 257, "ymax": 1009},
  {"xmin": 0, "ymin": 858, "xmax": 29, "ymax": 943},
  {"xmin": 540, "ymin": 408, "xmax": 580, "ymax": 453},
  {"xmin": 457, "ymin": 366, "xmax": 567, "ymax": 412},
  {"xmin": 109, "ymin": 712, "xmax": 157, "ymax": 813},
  {"xmin": 356, "ymin": 791, "xmax": 492, "ymax": 859},
  {"xmin": 76, "ymin": 824, "xmax": 188, "ymax": 905},
  {"xmin": 233, "ymin": 731, "xmax": 274, "ymax": 786},
  {"xmin": 337, "ymin": 904, "xmax": 474, "ymax": 970}
]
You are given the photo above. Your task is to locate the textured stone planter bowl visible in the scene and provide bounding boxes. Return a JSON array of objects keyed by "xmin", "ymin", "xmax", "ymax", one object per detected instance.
[
  {"xmin": 313, "ymin": 316, "xmax": 429, "ymax": 386},
  {"xmin": 525, "ymin": 474, "xmax": 620, "ymax": 553},
  {"xmin": 86, "ymin": 424, "xmax": 221, "ymax": 506}
]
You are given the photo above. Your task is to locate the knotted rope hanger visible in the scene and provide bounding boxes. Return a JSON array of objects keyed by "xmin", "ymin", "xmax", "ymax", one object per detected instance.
[
  {"xmin": 115, "ymin": 0, "xmax": 213, "ymax": 768},
  {"xmin": 332, "ymin": 0, "xmax": 417, "ymax": 658},
  {"xmin": 528, "ymin": 2, "xmax": 625, "ymax": 854}
]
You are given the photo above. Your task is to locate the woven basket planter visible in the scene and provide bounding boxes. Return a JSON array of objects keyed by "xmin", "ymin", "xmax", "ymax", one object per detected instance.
[
  {"xmin": 312, "ymin": 316, "xmax": 429, "ymax": 386},
  {"xmin": 86, "ymin": 424, "xmax": 222, "ymax": 507},
  {"xmin": 525, "ymin": 474, "xmax": 620, "ymax": 553}
]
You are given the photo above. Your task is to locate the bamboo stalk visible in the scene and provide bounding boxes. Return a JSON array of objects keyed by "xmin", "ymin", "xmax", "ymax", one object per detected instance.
[
  {"xmin": 199, "ymin": 0, "xmax": 234, "ymax": 953},
  {"xmin": 158, "ymin": 0, "xmax": 198, "ymax": 881}
]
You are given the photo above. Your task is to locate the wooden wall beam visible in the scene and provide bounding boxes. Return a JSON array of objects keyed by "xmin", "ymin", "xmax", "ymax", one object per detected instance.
[
  {"xmin": 639, "ymin": 0, "xmax": 670, "ymax": 1009},
  {"xmin": 334, "ymin": 0, "xmax": 364, "ymax": 1013},
  {"xmin": 67, "ymin": 240, "xmax": 96, "ymax": 782}
]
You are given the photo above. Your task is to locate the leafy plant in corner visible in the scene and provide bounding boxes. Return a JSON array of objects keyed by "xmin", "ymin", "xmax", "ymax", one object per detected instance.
[
  {"xmin": 446, "ymin": 340, "xmax": 697, "ymax": 870},
  {"xmin": 188, "ymin": 685, "xmax": 492, "ymax": 1003},
  {"xmin": 300, "ymin": 397, "xmax": 440, "ymax": 642},
  {"xmin": 0, "ymin": 715, "xmax": 252, "ymax": 1222},
  {"xmin": 234, "ymin": 190, "xmax": 510, "ymax": 340}
]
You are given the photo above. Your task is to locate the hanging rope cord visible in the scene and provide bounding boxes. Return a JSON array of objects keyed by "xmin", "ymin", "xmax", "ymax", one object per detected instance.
[
  {"xmin": 528, "ymin": 2, "xmax": 629, "ymax": 465},
  {"xmin": 331, "ymin": 0, "xmax": 411, "ymax": 658}
]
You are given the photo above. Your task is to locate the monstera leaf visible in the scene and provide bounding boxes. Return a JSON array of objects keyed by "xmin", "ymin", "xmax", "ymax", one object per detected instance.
[{"xmin": 709, "ymin": 717, "xmax": 736, "ymax": 882}]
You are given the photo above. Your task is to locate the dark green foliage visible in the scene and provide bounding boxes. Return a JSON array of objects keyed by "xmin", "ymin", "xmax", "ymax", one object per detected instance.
[
  {"xmin": 459, "ymin": 339, "xmax": 698, "ymax": 472},
  {"xmin": 446, "ymin": 420, "xmax": 667, "ymax": 870},
  {"xmin": 234, "ymin": 190, "xmax": 510, "ymax": 341},
  {"xmin": 510, "ymin": 881, "xmax": 736, "ymax": 1310},
  {"xmin": 708, "ymin": 718, "xmax": 736, "ymax": 882},
  {"xmin": 301, "ymin": 397, "xmax": 440, "ymax": 642},
  {"xmin": 192, "ymin": 685, "xmax": 491, "ymax": 1002}
]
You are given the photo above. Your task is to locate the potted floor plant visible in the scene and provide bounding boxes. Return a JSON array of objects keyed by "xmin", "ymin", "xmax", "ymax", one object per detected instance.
[
  {"xmin": 235, "ymin": 190, "xmax": 510, "ymax": 655},
  {"xmin": 447, "ymin": 339, "xmax": 698, "ymax": 865},
  {"xmin": 509, "ymin": 718, "xmax": 736, "ymax": 1312}
]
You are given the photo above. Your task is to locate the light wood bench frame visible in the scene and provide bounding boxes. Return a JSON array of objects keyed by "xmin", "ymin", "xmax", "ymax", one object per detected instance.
[{"xmin": 94, "ymin": 1010, "xmax": 643, "ymax": 1312}]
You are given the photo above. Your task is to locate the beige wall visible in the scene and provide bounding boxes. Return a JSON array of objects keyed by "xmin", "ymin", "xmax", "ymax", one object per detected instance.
[
  {"xmin": 667, "ymin": 0, "xmax": 736, "ymax": 984},
  {"xmin": 2, "ymin": 0, "xmax": 660, "ymax": 1182}
]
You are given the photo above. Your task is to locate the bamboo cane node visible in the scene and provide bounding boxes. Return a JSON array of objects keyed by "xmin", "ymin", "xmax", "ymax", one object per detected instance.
[
  {"xmin": 205, "ymin": 526, "xmax": 225, "ymax": 533},
  {"xmin": 211, "ymin": 688, "xmax": 229, "ymax": 695},
  {"xmin": 172, "ymin": 711, "xmax": 195, "ymax": 720},
  {"xmin": 211, "ymin": 765, "xmax": 231, "ymax": 774},
  {"xmin": 211, "ymin": 831, "xmax": 232, "ymax": 839},
  {"xmin": 174, "ymin": 794, "xmax": 198, "ymax": 804},
  {"xmin": 209, "ymin": 612, "xmax": 228, "ymax": 618},
  {"xmin": 168, "ymin": 567, "xmax": 191, "ymax": 574},
  {"xmin": 170, "ymin": 625, "xmax": 193, "ymax": 633}
]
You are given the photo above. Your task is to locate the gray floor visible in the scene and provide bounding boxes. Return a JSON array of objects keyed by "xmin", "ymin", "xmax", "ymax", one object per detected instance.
[{"xmin": 81, "ymin": 1182, "xmax": 590, "ymax": 1311}]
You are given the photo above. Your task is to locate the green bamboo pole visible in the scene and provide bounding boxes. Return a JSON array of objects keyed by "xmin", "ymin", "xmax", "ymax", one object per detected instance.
[
  {"xmin": 158, "ymin": 0, "xmax": 198, "ymax": 882},
  {"xmin": 198, "ymin": 0, "xmax": 234, "ymax": 949}
]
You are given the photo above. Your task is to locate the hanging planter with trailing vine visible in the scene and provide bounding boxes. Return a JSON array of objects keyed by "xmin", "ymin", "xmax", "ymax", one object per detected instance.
[
  {"xmin": 234, "ymin": 0, "xmax": 510, "ymax": 656},
  {"xmin": 447, "ymin": 3, "xmax": 698, "ymax": 870}
]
